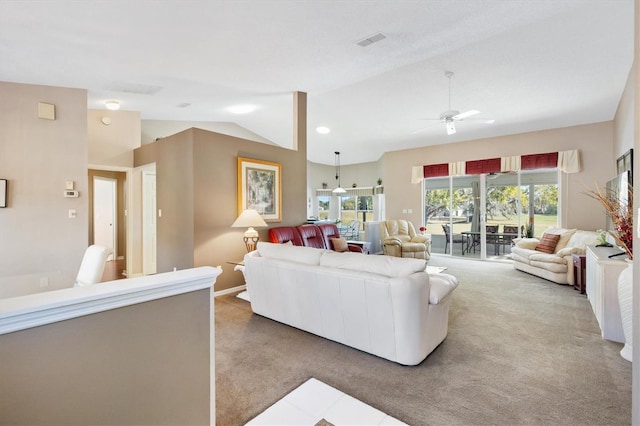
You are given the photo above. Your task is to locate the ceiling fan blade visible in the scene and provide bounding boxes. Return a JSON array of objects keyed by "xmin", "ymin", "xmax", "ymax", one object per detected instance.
[
  {"xmin": 465, "ymin": 118, "xmax": 496, "ymax": 124},
  {"xmin": 446, "ymin": 120, "xmax": 456, "ymax": 135},
  {"xmin": 453, "ymin": 110, "xmax": 480, "ymax": 120}
]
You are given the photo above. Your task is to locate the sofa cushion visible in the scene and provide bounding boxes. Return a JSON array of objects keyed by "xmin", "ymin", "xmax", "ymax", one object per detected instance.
[
  {"xmin": 529, "ymin": 252, "xmax": 567, "ymax": 265},
  {"xmin": 530, "ymin": 259, "xmax": 568, "ymax": 273},
  {"xmin": 330, "ymin": 237, "xmax": 349, "ymax": 252},
  {"xmin": 542, "ymin": 227, "xmax": 577, "ymax": 252},
  {"xmin": 535, "ymin": 233, "xmax": 561, "ymax": 254},
  {"xmin": 257, "ymin": 241, "xmax": 325, "ymax": 265},
  {"xmin": 566, "ymin": 230, "xmax": 599, "ymax": 250},
  {"xmin": 320, "ymin": 251, "xmax": 426, "ymax": 278},
  {"xmin": 510, "ymin": 249, "xmax": 533, "ymax": 265}
]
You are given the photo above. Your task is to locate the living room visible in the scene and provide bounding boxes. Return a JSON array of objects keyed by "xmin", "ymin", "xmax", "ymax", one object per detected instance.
[{"xmin": 0, "ymin": 1, "xmax": 638, "ymax": 424}]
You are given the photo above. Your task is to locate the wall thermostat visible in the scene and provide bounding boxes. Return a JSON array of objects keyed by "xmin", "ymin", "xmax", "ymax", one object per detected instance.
[{"xmin": 64, "ymin": 190, "xmax": 79, "ymax": 198}]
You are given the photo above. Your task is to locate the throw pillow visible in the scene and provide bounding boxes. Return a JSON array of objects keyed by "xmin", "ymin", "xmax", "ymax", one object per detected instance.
[
  {"xmin": 535, "ymin": 233, "xmax": 561, "ymax": 254},
  {"xmin": 330, "ymin": 237, "xmax": 349, "ymax": 252}
]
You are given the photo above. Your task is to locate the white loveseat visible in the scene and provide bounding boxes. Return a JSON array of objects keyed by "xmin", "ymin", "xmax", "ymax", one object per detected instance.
[
  {"xmin": 511, "ymin": 228, "xmax": 599, "ymax": 285},
  {"xmin": 243, "ymin": 242, "xmax": 458, "ymax": 365}
]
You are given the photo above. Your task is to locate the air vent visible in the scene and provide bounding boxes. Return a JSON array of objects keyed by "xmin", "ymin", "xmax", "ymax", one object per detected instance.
[
  {"xmin": 105, "ymin": 82, "xmax": 163, "ymax": 95},
  {"xmin": 356, "ymin": 32, "xmax": 387, "ymax": 47}
]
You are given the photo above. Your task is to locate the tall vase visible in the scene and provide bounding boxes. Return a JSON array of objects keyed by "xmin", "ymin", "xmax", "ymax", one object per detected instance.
[{"xmin": 617, "ymin": 259, "xmax": 633, "ymax": 362}]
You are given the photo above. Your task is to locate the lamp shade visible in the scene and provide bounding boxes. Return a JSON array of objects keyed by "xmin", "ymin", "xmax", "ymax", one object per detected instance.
[
  {"xmin": 232, "ymin": 209, "xmax": 267, "ymax": 228},
  {"xmin": 232, "ymin": 209, "xmax": 268, "ymax": 252}
]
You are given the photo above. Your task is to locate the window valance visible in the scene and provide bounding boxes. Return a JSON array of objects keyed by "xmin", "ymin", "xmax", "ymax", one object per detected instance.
[
  {"xmin": 316, "ymin": 187, "xmax": 380, "ymax": 196},
  {"xmin": 411, "ymin": 149, "xmax": 580, "ymax": 182}
]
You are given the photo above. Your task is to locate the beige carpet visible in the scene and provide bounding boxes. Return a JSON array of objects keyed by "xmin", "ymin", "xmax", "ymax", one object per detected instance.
[{"xmin": 215, "ymin": 255, "xmax": 632, "ymax": 425}]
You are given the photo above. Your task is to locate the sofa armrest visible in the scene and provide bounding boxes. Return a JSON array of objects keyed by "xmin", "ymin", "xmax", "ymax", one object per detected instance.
[
  {"xmin": 411, "ymin": 234, "xmax": 429, "ymax": 244},
  {"xmin": 556, "ymin": 246, "xmax": 586, "ymax": 257},
  {"xmin": 347, "ymin": 244, "xmax": 364, "ymax": 253},
  {"xmin": 514, "ymin": 237, "xmax": 539, "ymax": 250},
  {"xmin": 428, "ymin": 273, "xmax": 459, "ymax": 304},
  {"xmin": 383, "ymin": 236, "xmax": 403, "ymax": 246}
]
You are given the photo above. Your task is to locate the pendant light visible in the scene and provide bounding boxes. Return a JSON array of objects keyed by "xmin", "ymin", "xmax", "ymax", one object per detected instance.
[{"xmin": 332, "ymin": 151, "xmax": 346, "ymax": 194}]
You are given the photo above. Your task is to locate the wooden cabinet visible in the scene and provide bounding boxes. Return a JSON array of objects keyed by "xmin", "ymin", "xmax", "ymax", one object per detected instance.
[{"xmin": 585, "ymin": 245, "xmax": 627, "ymax": 343}]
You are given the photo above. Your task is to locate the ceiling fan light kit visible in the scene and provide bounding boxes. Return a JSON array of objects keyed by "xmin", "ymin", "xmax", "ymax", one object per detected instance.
[
  {"xmin": 446, "ymin": 120, "xmax": 456, "ymax": 135},
  {"xmin": 414, "ymin": 71, "xmax": 495, "ymax": 135}
]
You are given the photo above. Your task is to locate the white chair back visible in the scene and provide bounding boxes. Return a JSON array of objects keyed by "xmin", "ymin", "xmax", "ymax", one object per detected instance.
[{"xmin": 74, "ymin": 245, "xmax": 113, "ymax": 287}]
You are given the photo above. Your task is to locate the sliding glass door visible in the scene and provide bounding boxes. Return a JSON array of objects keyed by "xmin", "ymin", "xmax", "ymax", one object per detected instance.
[{"xmin": 424, "ymin": 168, "xmax": 558, "ymax": 259}]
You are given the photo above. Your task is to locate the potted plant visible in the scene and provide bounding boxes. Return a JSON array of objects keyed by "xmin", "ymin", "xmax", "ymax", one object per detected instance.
[
  {"xmin": 377, "ymin": 178, "xmax": 382, "ymax": 186},
  {"xmin": 321, "ymin": 182, "xmax": 328, "ymax": 189}
]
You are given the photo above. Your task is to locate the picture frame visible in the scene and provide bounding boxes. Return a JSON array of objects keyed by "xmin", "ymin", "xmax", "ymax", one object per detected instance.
[
  {"xmin": 237, "ymin": 157, "xmax": 281, "ymax": 222},
  {"xmin": 616, "ymin": 148, "xmax": 633, "ymax": 178},
  {"xmin": 0, "ymin": 179, "xmax": 6, "ymax": 208}
]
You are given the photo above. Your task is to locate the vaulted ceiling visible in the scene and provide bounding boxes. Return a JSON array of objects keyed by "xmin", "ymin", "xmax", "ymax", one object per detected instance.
[{"xmin": 0, "ymin": 1, "xmax": 634, "ymax": 165}]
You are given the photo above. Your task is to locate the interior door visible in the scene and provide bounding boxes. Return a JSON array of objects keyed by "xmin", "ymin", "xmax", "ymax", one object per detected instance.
[{"xmin": 93, "ymin": 176, "xmax": 116, "ymax": 261}]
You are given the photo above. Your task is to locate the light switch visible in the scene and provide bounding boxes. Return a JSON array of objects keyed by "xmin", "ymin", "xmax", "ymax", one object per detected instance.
[
  {"xmin": 68, "ymin": 209, "xmax": 76, "ymax": 219},
  {"xmin": 65, "ymin": 181, "xmax": 74, "ymax": 190},
  {"xmin": 402, "ymin": 209, "xmax": 407, "ymax": 214},
  {"xmin": 408, "ymin": 209, "xmax": 413, "ymax": 214}
]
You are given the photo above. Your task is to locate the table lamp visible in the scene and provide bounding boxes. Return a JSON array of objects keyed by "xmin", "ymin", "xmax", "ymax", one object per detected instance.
[{"xmin": 232, "ymin": 209, "xmax": 268, "ymax": 252}]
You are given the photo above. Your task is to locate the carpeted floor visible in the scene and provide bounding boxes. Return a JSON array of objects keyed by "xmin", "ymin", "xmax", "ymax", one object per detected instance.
[{"xmin": 215, "ymin": 255, "xmax": 632, "ymax": 425}]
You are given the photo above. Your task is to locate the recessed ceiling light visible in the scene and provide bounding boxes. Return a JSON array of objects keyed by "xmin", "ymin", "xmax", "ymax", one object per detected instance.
[
  {"xmin": 105, "ymin": 100, "xmax": 120, "ymax": 110},
  {"xmin": 226, "ymin": 104, "xmax": 258, "ymax": 114},
  {"xmin": 316, "ymin": 126, "xmax": 331, "ymax": 134}
]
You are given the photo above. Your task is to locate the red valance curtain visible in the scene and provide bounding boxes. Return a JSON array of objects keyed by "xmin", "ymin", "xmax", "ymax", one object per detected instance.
[
  {"xmin": 521, "ymin": 152, "xmax": 558, "ymax": 170},
  {"xmin": 423, "ymin": 163, "xmax": 449, "ymax": 178},
  {"xmin": 465, "ymin": 158, "xmax": 501, "ymax": 175},
  {"xmin": 414, "ymin": 150, "xmax": 578, "ymax": 183}
]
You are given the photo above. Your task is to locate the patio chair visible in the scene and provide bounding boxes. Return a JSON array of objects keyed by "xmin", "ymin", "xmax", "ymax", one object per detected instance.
[
  {"xmin": 442, "ymin": 224, "xmax": 466, "ymax": 254},
  {"xmin": 341, "ymin": 220, "xmax": 360, "ymax": 239}
]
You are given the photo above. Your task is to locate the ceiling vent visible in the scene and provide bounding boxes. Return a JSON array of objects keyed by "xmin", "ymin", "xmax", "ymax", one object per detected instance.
[
  {"xmin": 105, "ymin": 81, "xmax": 163, "ymax": 95},
  {"xmin": 356, "ymin": 32, "xmax": 387, "ymax": 47}
]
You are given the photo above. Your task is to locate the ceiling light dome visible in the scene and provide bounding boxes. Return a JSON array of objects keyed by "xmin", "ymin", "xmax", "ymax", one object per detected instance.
[{"xmin": 105, "ymin": 100, "xmax": 120, "ymax": 110}]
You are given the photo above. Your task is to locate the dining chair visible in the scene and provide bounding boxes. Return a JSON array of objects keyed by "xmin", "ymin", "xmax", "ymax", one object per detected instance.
[
  {"xmin": 442, "ymin": 224, "xmax": 466, "ymax": 254},
  {"xmin": 486, "ymin": 225, "xmax": 500, "ymax": 255},
  {"xmin": 502, "ymin": 225, "xmax": 521, "ymax": 254}
]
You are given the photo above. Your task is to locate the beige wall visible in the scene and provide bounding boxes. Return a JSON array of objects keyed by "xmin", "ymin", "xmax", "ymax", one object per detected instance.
[
  {"xmin": 88, "ymin": 109, "xmax": 140, "ymax": 167},
  {"xmin": 308, "ymin": 160, "xmax": 382, "ymax": 191},
  {"xmin": 0, "ymin": 82, "xmax": 88, "ymax": 296},
  {"xmin": 0, "ymin": 289, "xmax": 211, "ymax": 425},
  {"xmin": 381, "ymin": 122, "xmax": 616, "ymax": 232},
  {"xmin": 134, "ymin": 127, "xmax": 307, "ymax": 292}
]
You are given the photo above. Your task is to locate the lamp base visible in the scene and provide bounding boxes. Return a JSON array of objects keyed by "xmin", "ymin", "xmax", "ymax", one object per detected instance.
[{"xmin": 244, "ymin": 236, "xmax": 259, "ymax": 252}]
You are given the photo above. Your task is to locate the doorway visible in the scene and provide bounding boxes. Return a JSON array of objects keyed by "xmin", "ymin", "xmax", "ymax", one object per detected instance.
[{"xmin": 93, "ymin": 176, "xmax": 116, "ymax": 261}]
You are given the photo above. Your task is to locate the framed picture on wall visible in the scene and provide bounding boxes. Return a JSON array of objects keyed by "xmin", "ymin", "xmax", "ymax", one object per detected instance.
[
  {"xmin": 237, "ymin": 157, "xmax": 282, "ymax": 222},
  {"xmin": 0, "ymin": 179, "xmax": 6, "ymax": 208},
  {"xmin": 616, "ymin": 148, "xmax": 633, "ymax": 179}
]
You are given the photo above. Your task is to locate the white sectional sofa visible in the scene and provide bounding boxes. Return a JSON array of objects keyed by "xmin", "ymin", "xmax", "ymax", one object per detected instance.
[
  {"xmin": 243, "ymin": 242, "xmax": 458, "ymax": 365},
  {"xmin": 511, "ymin": 228, "xmax": 599, "ymax": 285}
]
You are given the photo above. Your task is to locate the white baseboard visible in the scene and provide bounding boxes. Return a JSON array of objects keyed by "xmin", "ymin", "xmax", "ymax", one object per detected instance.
[{"xmin": 214, "ymin": 284, "xmax": 246, "ymax": 298}]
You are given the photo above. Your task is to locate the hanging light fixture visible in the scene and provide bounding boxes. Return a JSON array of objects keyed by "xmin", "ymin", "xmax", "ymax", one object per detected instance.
[{"xmin": 332, "ymin": 151, "xmax": 346, "ymax": 194}]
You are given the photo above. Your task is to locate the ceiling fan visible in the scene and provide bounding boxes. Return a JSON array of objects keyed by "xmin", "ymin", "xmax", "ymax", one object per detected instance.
[{"xmin": 414, "ymin": 71, "xmax": 495, "ymax": 135}]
